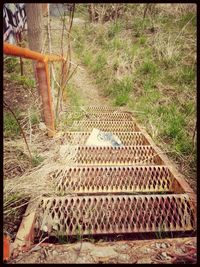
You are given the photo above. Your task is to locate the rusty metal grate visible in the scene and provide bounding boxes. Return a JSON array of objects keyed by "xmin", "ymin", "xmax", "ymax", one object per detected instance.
[
  {"xmin": 71, "ymin": 146, "xmax": 163, "ymax": 165},
  {"xmin": 80, "ymin": 112, "xmax": 135, "ymax": 121},
  {"xmin": 50, "ymin": 166, "xmax": 183, "ymax": 194},
  {"xmin": 71, "ymin": 121, "xmax": 139, "ymax": 132},
  {"xmin": 86, "ymin": 106, "xmax": 124, "ymax": 113},
  {"xmin": 37, "ymin": 194, "xmax": 196, "ymax": 236},
  {"xmin": 63, "ymin": 132, "xmax": 150, "ymax": 146}
]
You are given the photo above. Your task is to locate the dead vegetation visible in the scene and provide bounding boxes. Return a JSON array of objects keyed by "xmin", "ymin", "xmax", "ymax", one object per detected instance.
[{"xmin": 88, "ymin": 4, "xmax": 126, "ymax": 23}]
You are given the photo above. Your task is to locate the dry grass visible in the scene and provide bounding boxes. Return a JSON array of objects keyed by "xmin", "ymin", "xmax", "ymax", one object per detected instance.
[
  {"xmin": 3, "ymin": 132, "xmax": 81, "ymax": 226},
  {"xmin": 4, "ymin": 142, "xmax": 33, "ymax": 180},
  {"xmin": 156, "ymin": 4, "xmax": 196, "ymax": 16},
  {"xmin": 153, "ymin": 32, "xmax": 181, "ymax": 63},
  {"xmin": 153, "ymin": 14, "xmax": 196, "ymax": 65}
]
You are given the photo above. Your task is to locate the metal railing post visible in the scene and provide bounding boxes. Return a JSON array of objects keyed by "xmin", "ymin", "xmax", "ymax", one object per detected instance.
[{"xmin": 3, "ymin": 42, "xmax": 65, "ymax": 137}]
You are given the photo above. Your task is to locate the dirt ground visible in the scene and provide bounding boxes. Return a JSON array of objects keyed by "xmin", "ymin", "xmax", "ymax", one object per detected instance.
[
  {"xmin": 70, "ymin": 52, "xmax": 110, "ymax": 106},
  {"xmin": 49, "ymin": 15, "xmax": 110, "ymax": 107},
  {"xmin": 10, "ymin": 237, "xmax": 196, "ymax": 264}
]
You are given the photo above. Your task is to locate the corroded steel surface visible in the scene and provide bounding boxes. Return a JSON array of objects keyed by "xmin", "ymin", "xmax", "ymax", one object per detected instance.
[
  {"xmin": 71, "ymin": 121, "xmax": 139, "ymax": 132},
  {"xmin": 50, "ymin": 166, "xmax": 183, "ymax": 194},
  {"xmin": 86, "ymin": 106, "xmax": 124, "ymax": 113},
  {"xmin": 76, "ymin": 112, "xmax": 135, "ymax": 121},
  {"xmin": 37, "ymin": 194, "xmax": 196, "ymax": 236},
  {"xmin": 70, "ymin": 146, "xmax": 164, "ymax": 165},
  {"xmin": 63, "ymin": 132, "xmax": 149, "ymax": 146}
]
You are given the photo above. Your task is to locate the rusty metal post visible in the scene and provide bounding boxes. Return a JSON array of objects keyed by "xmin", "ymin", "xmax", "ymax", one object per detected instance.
[
  {"xmin": 3, "ymin": 42, "xmax": 66, "ymax": 137},
  {"xmin": 36, "ymin": 61, "xmax": 55, "ymax": 137}
]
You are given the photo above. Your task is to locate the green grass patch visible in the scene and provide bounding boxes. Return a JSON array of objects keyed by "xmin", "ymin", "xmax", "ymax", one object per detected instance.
[
  {"xmin": 82, "ymin": 50, "xmax": 93, "ymax": 66},
  {"xmin": 165, "ymin": 65, "xmax": 195, "ymax": 87},
  {"xmin": 10, "ymin": 74, "xmax": 35, "ymax": 89},
  {"xmin": 4, "ymin": 112, "xmax": 20, "ymax": 137},
  {"xmin": 174, "ymin": 132, "xmax": 193, "ymax": 155},
  {"xmin": 143, "ymin": 79, "xmax": 155, "ymax": 92},
  {"xmin": 182, "ymin": 101, "xmax": 195, "ymax": 116},
  {"xmin": 140, "ymin": 60, "xmax": 158, "ymax": 76},
  {"xmin": 132, "ymin": 17, "xmax": 152, "ymax": 37},
  {"xmin": 110, "ymin": 37, "xmax": 123, "ymax": 50},
  {"xmin": 65, "ymin": 83, "xmax": 84, "ymax": 114},
  {"xmin": 107, "ymin": 21, "xmax": 122, "ymax": 39},
  {"xmin": 110, "ymin": 76, "xmax": 133, "ymax": 106},
  {"xmin": 139, "ymin": 36, "xmax": 147, "ymax": 45},
  {"xmin": 180, "ymin": 11, "xmax": 196, "ymax": 27},
  {"xmin": 29, "ymin": 108, "xmax": 40, "ymax": 125},
  {"xmin": 179, "ymin": 66, "xmax": 195, "ymax": 85},
  {"xmin": 67, "ymin": 83, "xmax": 82, "ymax": 108},
  {"xmin": 4, "ymin": 57, "xmax": 19, "ymax": 73},
  {"xmin": 31, "ymin": 154, "xmax": 44, "ymax": 167},
  {"xmin": 114, "ymin": 93, "xmax": 129, "ymax": 106},
  {"xmin": 127, "ymin": 43, "xmax": 140, "ymax": 58},
  {"xmin": 91, "ymin": 52, "xmax": 107, "ymax": 73},
  {"xmin": 158, "ymin": 104, "xmax": 186, "ymax": 138}
]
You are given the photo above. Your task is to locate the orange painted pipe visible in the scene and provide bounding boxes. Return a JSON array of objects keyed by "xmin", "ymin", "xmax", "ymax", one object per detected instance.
[
  {"xmin": 3, "ymin": 42, "xmax": 65, "ymax": 63},
  {"xmin": 3, "ymin": 41, "xmax": 64, "ymax": 137},
  {"xmin": 4, "ymin": 42, "xmax": 45, "ymax": 61},
  {"xmin": 3, "ymin": 234, "xmax": 10, "ymax": 262},
  {"xmin": 36, "ymin": 61, "xmax": 55, "ymax": 137}
]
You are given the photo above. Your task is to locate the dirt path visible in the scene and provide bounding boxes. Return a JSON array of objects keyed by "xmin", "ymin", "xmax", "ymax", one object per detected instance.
[
  {"xmin": 49, "ymin": 16, "xmax": 110, "ymax": 107},
  {"xmin": 70, "ymin": 52, "xmax": 110, "ymax": 106}
]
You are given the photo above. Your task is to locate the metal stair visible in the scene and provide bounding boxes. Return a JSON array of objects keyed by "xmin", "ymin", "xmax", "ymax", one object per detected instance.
[{"xmin": 16, "ymin": 106, "xmax": 196, "ymax": 245}]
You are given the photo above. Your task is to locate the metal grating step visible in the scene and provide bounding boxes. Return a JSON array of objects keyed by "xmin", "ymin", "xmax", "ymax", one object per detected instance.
[
  {"xmin": 63, "ymin": 132, "xmax": 150, "ymax": 146},
  {"xmin": 50, "ymin": 165, "xmax": 183, "ymax": 194},
  {"xmin": 85, "ymin": 106, "xmax": 124, "ymax": 113},
  {"xmin": 69, "ymin": 146, "xmax": 164, "ymax": 166},
  {"xmin": 36, "ymin": 194, "xmax": 196, "ymax": 236},
  {"xmin": 75, "ymin": 112, "xmax": 135, "ymax": 121},
  {"xmin": 71, "ymin": 121, "xmax": 139, "ymax": 132}
]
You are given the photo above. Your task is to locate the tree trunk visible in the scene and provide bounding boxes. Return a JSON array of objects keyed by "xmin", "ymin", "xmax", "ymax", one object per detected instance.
[
  {"xmin": 25, "ymin": 4, "xmax": 43, "ymax": 52},
  {"xmin": 25, "ymin": 4, "xmax": 44, "ymax": 119}
]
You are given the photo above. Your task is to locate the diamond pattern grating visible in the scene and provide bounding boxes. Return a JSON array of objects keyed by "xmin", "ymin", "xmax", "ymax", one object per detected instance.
[
  {"xmin": 86, "ymin": 106, "xmax": 124, "ymax": 113},
  {"xmin": 36, "ymin": 194, "xmax": 196, "ymax": 236},
  {"xmin": 63, "ymin": 132, "xmax": 150, "ymax": 146},
  {"xmin": 71, "ymin": 121, "xmax": 139, "ymax": 132},
  {"xmin": 70, "ymin": 146, "xmax": 164, "ymax": 165},
  {"xmin": 78, "ymin": 112, "xmax": 135, "ymax": 121},
  {"xmin": 50, "ymin": 165, "xmax": 183, "ymax": 194}
]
